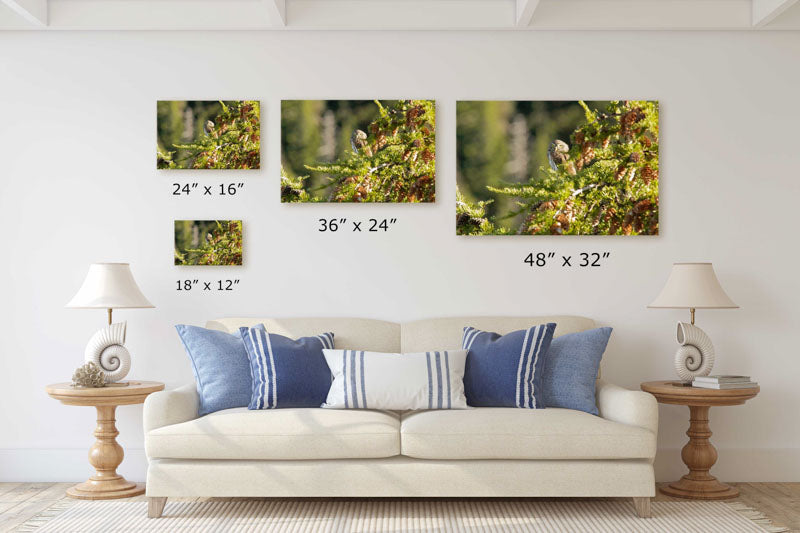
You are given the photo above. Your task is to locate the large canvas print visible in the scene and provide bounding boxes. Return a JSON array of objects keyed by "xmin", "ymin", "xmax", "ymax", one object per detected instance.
[
  {"xmin": 157, "ymin": 101, "xmax": 260, "ymax": 169},
  {"xmin": 174, "ymin": 220, "xmax": 243, "ymax": 266},
  {"xmin": 456, "ymin": 100, "xmax": 659, "ymax": 235},
  {"xmin": 281, "ymin": 100, "xmax": 435, "ymax": 202}
]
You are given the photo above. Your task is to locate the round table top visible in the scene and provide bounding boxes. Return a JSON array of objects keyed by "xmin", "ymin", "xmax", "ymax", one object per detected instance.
[
  {"xmin": 46, "ymin": 381, "xmax": 165, "ymax": 407},
  {"xmin": 640, "ymin": 380, "xmax": 759, "ymax": 407}
]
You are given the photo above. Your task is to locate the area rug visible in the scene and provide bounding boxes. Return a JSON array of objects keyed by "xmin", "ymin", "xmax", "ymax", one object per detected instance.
[{"xmin": 16, "ymin": 499, "xmax": 788, "ymax": 533}]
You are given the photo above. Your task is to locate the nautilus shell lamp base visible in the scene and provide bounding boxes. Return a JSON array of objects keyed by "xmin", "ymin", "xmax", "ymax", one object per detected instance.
[
  {"xmin": 85, "ymin": 321, "xmax": 132, "ymax": 384},
  {"xmin": 674, "ymin": 320, "xmax": 715, "ymax": 384}
]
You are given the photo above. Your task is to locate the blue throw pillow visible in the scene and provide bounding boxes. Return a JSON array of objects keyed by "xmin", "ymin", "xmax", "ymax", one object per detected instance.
[
  {"xmin": 240, "ymin": 324, "xmax": 334, "ymax": 409},
  {"xmin": 175, "ymin": 325, "xmax": 252, "ymax": 417},
  {"xmin": 462, "ymin": 324, "xmax": 556, "ymax": 408},
  {"xmin": 542, "ymin": 327, "xmax": 613, "ymax": 415}
]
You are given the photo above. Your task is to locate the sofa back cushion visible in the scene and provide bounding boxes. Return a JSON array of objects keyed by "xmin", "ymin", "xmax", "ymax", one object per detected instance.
[
  {"xmin": 401, "ymin": 316, "xmax": 595, "ymax": 352},
  {"xmin": 208, "ymin": 317, "xmax": 401, "ymax": 352},
  {"xmin": 209, "ymin": 316, "xmax": 595, "ymax": 355}
]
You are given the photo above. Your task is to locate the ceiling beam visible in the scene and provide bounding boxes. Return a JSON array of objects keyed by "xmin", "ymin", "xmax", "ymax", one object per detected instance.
[
  {"xmin": 28, "ymin": 1, "xmax": 274, "ymax": 30},
  {"xmin": 285, "ymin": 0, "xmax": 511, "ymax": 29},
  {"xmin": 752, "ymin": 0, "xmax": 799, "ymax": 26},
  {"xmin": 0, "ymin": 0, "xmax": 787, "ymax": 31},
  {"xmin": 516, "ymin": 0, "xmax": 541, "ymax": 27},
  {"xmin": 264, "ymin": 0, "xmax": 286, "ymax": 26},
  {"xmin": 1, "ymin": 0, "xmax": 46, "ymax": 26},
  {"xmin": 528, "ymin": 0, "xmax": 751, "ymax": 30}
]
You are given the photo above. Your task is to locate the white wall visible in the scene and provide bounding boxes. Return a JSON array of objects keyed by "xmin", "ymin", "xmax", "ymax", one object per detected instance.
[{"xmin": 0, "ymin": 30, "xmax": 798, "ymax": 483}]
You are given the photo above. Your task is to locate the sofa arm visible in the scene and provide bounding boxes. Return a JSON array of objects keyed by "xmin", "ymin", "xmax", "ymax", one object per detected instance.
[
  {"xmin": 143, "ymin": 384, "xmax": 199, "ymax": 433},
  {"xmin": 596, "ymin": 379, "xmax": 658, "ymax": 435}
]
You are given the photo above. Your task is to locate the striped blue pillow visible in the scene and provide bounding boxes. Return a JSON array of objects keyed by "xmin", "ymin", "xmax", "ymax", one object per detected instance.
[
  {"xmin": 462, "ymin": 323, "xmax": 556, "ymax": 408},
  {"xmin": 239, "ymin": 324, "xmax": 334, "ymax": 409}
]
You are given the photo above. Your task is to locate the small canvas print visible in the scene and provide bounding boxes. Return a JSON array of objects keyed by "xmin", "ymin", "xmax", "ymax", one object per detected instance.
[
  {"xmin": 157, "ymin": 100, "xmax": 260, "ymax": 169},
  {"xmin": 456, "ymin": 100, "xmax": 659, "ymax": 235},
  {"xmin": 174, "ymin": 220, "xmax": 243, "ymax": 266},
  {"xmin": 281, "ymin": 100, "xmax": 435, "ymax": 203}
]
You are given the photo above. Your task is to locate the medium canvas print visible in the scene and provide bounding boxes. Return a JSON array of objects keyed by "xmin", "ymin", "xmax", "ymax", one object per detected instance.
[
  {"xmin": 281, "ymin": 100, "xmax": 435, "ymax": 203},
  {"xmin": 174, "ymin": 220, "xmax": 243, "ymax": 266},
  {"xmin": 157, "ymin": 100, "xmax": 260, "ymax": 169},
  {"xmin": 456, "ymin": 100, "xmax": 659, "ymax": 235}
]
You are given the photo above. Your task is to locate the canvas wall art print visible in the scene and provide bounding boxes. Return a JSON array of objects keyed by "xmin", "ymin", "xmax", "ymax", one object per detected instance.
[
  {"xmin": 281, "ymin": 100, "xmax": 435, "ymax": 203},
  {"xmin": 174, "ymin": 220, "xmax": 243, "ymax": 266},
  {"xmin": 157, "ymin": 101, "xmax": 260, "ymax": 169},
  {"xmin": 456, "ymin": 100, "xmax": 659, "ymax": 235}
]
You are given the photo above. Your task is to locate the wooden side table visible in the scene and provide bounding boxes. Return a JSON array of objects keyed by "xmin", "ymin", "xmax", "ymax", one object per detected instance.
[
  {"xmin": 45, "ymin": 381, "xmax": 165, "ymax": 500},
  {"xmin": 640, "ymin": 380, "xmax": 759, "ymax": 500}
]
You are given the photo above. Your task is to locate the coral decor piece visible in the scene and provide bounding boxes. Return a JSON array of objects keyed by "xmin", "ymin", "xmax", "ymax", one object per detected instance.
[{"xmin": 71, "ymin": 361, "xmax": 106, "ymax": 388}]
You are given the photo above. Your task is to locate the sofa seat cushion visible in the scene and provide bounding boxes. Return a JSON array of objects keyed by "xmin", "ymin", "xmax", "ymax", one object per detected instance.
[
  {"xmin": 147, "ymin": 407, "xmax": 400, "ymax": 460},
  {"xmin": 400, "ymin": 408, "xmax": 655, "ymax": 460}
]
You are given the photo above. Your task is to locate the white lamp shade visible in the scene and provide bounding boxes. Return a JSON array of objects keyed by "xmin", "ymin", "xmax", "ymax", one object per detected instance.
[
  {"xmin": 66, "ymin": 263, "xmax": 154, "ymax": 309},
  {"xmin": 648, "ymin": 262, "xmax": 738, "ymax": 309}
]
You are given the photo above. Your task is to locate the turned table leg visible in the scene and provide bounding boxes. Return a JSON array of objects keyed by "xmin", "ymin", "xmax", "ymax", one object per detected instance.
[
  {"xmin": 660, "ymin": 405, "xmax": 739, "ymax": 500},
  {"xmin": 66, "ymin": 405, "xmax": 145, "ymax": 500}
]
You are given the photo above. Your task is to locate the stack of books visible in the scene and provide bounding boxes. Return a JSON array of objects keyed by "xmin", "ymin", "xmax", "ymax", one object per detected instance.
[{"xmin": 692, "ymin": 375, "xmax": 758, "ymax": 389}]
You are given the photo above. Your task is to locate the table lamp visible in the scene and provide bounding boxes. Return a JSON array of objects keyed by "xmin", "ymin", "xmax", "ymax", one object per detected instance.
[
  {"xmin": 648, "ymin": 263, "xmax": 738, "ymax": 383},
  {"xmin": 66, "ymin": 263, "xmax": 154, "ymax": 384}
]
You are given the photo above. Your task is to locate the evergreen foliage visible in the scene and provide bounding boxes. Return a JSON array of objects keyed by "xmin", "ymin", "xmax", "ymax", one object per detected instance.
[
  {"xmin": 456, "ymin": 100, "xmax": 659, "ymax": 236},
  {"xmin": 281, "ymin": 100, "xmax": 435, "ymax": 203},
  {"xmin": 157, "ymin": 101, "xmax": 260, "ymax": 170},
  {"xmin": 456, "ymin": 190, "xmax": 497, "ymax": 235},
  {"xmin": 174, "ymin": 220, "xmax": 243, "ymax": 266},
  {"xmin": 280, "ymin": 170, "xmax": 316, "ymax": 203}
]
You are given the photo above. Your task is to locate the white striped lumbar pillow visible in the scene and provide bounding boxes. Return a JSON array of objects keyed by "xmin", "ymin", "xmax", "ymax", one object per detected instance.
[{"xmin": 321, "ymin": 349, "xmax": 469, "ymax": 410}]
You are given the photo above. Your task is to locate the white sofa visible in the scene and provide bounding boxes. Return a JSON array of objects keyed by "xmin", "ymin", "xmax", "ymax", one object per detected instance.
[{"xmin": 144, "ymin": 316, "xmax": 658, "ymax": 518}]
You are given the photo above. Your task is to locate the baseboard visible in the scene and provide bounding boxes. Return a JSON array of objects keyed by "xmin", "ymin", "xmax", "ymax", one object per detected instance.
[
  {"xmin": 0, "ymin": 448, "xmax": 148, "ymax": 482},
  {"xmin": 654, "ymin": 448, "xmax": 800, "ymax": 482},
  {"xmin": 2, "ymin": 448, "xmax": 798, "ymax": 483}
]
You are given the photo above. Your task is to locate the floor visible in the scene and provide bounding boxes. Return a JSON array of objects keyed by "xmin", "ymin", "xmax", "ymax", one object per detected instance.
[{"xmin": 0, "ymin": 482, "xmax": 798, "ymax": 532}]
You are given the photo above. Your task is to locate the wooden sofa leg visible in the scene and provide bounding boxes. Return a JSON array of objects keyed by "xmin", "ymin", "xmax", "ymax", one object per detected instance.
[
  {"xmin": 632, "ymin": 497, "xmax": 652, "ymax": 518},
  {"xmin": 148, "ymin": 497, "xmax": 167, "ymax": 518}
]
